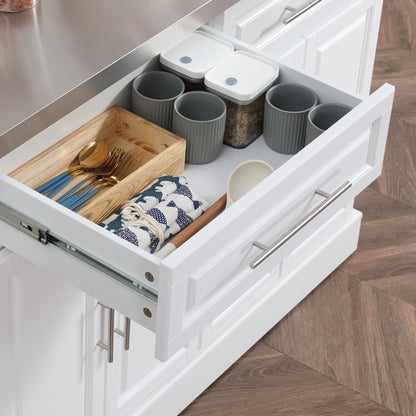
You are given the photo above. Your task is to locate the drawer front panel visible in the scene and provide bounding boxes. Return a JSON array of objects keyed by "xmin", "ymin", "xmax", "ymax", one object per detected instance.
[
  {"xmin": 259, "ymin": 0, "xmax": 382, "ymax": 95},
  {"xmin": 236, "ymin": 0, "xmax": 307, "ymax": 44},
  {"xmin": 0, "ymin": 28, "xmax": 394, "ymax": 361},
  {"xmin": 190, "ymin": 131, "xmax": 369, "ymax": 307},
  {"xmin": 218, "ymin": 0, "xmax": 324, "ymax": 45}
]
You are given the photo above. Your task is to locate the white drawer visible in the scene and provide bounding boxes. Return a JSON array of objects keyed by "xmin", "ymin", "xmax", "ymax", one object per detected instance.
[
  {"xmin": 0, "ymin": 27, "xmax": 394, "ymax": 361},
  {"xmin": 218, "ymin": 0, "xmax": 326, "ymax": 45},
  {"xmin": 259, "ymin": 0, "xmax": 382, "ymax": 94}
]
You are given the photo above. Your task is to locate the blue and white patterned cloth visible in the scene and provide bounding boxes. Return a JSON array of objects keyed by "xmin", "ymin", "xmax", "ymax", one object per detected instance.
[
  {"xmin": 113, "ymin": 184, "xmax": 208, "ymax": 253},
  {"xmin": 99, "ymin": 175, "xmax": 187, "ymax": 231}
]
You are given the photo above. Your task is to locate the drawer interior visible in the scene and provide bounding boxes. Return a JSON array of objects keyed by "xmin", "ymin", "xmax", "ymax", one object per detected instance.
[
  {"xmin": 3, "ymin": 62, "xmax": 361, "ymax": 207},
  {"xmin": 1, "ymin": 36, "xmax": 362, "ymax": 232}
]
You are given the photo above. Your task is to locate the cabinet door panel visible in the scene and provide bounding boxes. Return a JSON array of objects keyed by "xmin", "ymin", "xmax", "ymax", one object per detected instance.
[
  {"xmin": 304, "ymin": 8, "xmax": 368, "ymax": 92},
  {"xmin": 257, "ymin": 0, "xmax": 383, "ymax": 95},
  {"xmin": 2, "ymin": 255, "xmax": 86, "ymax": 416},
  {"xmin": 268, "ymin": 37, "xmax": 306, "ymax": 68}
]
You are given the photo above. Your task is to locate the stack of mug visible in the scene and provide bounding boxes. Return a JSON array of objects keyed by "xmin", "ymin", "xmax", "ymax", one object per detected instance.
[
  {"xmin": 131, "ymin": 70, "xmax": 227, "ymax": 165},
  {"xmin": 263, "ymin": 83, "xmax": 352, "ymax": 154},
  {"xmin": 130, "ymin": 30, "xmax": 352, "ymax": 164},
  {"xmin": 131, "ymin": 71, "xmax": 352, "ymax": 162}
]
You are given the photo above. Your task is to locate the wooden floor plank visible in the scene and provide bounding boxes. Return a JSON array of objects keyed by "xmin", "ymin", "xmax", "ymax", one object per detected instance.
[
  {"xmin": 181, "ymin": 342, "xmax": 399, "ymax": 416},
  {"xmin": 281, "ymin": 282, "xmax": 416, "ymax": 416},
  {"xmin": 339, "ymin": 189, "xmax": 416, "ymax": 307},
  {"xmin": 263, "ymin": 270, "xmax": 359, "ymax": 354}
]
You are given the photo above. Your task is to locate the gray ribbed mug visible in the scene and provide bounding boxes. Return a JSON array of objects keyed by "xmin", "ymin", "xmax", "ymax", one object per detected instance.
[
  {"xmin": 263, "ymin": 83, "xmax": 318, "ymax": 154},
  {"xmin": 172, "ymin": 91, "xmax": 226, "ymax": 164},
  {"xmin": 131, "ymin": 71, "xmax": 185, "ymax": 130},
  {"xmin": 305, "ymin": 103, "xmax": 352, "ymax": 145}
]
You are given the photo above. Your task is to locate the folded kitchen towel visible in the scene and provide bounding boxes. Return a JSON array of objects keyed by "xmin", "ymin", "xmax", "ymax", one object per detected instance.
[
  {"xmin": 113, "ymin": 184, "xmax": 209, "ymax": 253},
  {"xmin": 99, "ymin": 175, "xmax": 187, "ymax": 232}
]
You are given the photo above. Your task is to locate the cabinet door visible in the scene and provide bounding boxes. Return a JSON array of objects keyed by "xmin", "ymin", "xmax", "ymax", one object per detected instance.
[
  {"xmin": 262, "ymin": 0, "xmax": 383, "ymax": 95},
  {"xmin": 112, "ymin": 317, "xmax": 187, "ymax": 415},
  {"xmin": 0, "ymin": 253, "xmax": 86, "ymax": 416},
  {"xmin": 303, "ymin": 0, "xmax": 381, "ymax": 94}
]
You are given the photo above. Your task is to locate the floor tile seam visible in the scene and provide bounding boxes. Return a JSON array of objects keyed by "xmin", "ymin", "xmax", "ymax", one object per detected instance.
[
  {"xmin": 339, "ymin": 260, "xmax": 416, "ymax": 309},
  {"xmin": 254, "ymin": 341, "xmax": 286, "ymax": 358},
  {"xmin": 360, "ymin": 210, "xmax": 416, "ymax": 223},
  {"xmin": 264, "ymin": 347, "xmax": 402, "ymax": 416},
  {"xmin": 360, "ymin": 188, "xmax": 416, "ymax": 213},
  {"xmin": 359, "ymin": 279, "xmax": 416, "ymax": 311}
]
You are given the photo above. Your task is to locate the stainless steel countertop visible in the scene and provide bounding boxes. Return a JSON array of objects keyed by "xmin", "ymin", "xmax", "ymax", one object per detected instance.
[{"xmin": 0, "ymin": 0, "xmax": 236, "ymax": 157}]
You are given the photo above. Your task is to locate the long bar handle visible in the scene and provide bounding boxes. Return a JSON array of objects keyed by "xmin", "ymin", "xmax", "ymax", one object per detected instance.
[
  {"xmin": 114, "ymin": 317, "xmax": 131, "ymax": 351},
  {"xmin": 283, "ymin": 0, "xmax": 322, "ymax": 24},
  {"xmin": 97, "ymin": 304, "xmax": 115, "ymax": 363},
  {"xmin": 250, "ymin": 181, "xmax": 352, "ymax": 269}
]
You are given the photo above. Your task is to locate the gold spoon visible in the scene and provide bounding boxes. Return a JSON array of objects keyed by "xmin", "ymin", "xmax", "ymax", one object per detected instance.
[
  {"xmin": 72, "ymin": 141, "xmax": 111, "ymax": 172},
  {"xmin": 36, "ymin": 140, "xmax": 111, "ymax": 195}
]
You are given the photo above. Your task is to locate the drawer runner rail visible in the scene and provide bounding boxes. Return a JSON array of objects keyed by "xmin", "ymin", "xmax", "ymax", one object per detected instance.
[{"xmin": 0, "ymin": 200, "xmax": 158, "ymax": 303}]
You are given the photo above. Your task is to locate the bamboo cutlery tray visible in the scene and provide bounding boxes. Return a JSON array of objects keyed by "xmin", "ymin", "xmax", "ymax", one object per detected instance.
[{"xmin": 9, "ymin": 106, "xmax": 186, "ymax": 224}]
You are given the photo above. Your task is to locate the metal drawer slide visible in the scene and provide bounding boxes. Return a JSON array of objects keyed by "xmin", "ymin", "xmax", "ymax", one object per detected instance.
[{"xmin": 0, "ymin": 200, "xmax": 158, "ymax": 303}]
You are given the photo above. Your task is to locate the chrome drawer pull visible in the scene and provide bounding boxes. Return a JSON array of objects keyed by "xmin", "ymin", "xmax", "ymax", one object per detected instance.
[
  {"xmin": 283, "ymin": 0, "xmax": 322, "ymax": 24},
  {"xmin": 250, "ymin": 181, "xmax": 352, "ymax": 269},
  {"xmin": 97, "ymin": 303, "xmax": 115, "ymax": 363},
  {"xmin": 114, "ymin": 317, "xmax": 131, "ymax": 351}
]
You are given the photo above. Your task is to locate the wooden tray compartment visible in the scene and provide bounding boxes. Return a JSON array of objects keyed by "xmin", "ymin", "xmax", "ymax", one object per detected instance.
[{"xmin": 9, "ymin": 106, "xmax": 186, "ymax": 224}]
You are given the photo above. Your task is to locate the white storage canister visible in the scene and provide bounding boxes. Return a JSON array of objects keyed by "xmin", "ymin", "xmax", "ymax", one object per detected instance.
[
  {"xmin": 204, "ymin": 50, "xmax": 279, "ymax": 148},
  {"xmin": 159, "ymin": 30, "xmax": 234, "ymax": 87}
]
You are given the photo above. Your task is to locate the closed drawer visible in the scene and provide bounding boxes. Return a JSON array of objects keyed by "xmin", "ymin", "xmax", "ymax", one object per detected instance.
[
  {"xmin": 259, "ymin": 0, "xmax": 382, "ymax": 94},
  {"xmin": 219, "ymin": 0, "xmax": 326, "ymax": 45},
  {"xmin": 0, "ymin": 26, "xmax": 394, "ymax": 361}
]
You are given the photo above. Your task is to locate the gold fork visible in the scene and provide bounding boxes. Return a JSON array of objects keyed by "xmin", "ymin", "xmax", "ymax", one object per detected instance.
[
  {"xmin": 69, "ymin": 155, "xmax": 140, "ymax": 211},
  {"xmin": 55, "ymin": 148, "xmax": 125, "ymax": 206}
]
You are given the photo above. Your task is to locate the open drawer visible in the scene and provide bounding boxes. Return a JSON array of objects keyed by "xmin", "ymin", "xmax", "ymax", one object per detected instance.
[{"xmin": 0, "ymin": 26, "xmax": 394, "ymax": 361}]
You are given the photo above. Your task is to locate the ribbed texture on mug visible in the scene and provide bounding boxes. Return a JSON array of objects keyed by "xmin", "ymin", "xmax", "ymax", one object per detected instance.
[
  {"xmin": 131, "ymin": 97, "xmax": 174, "ymax": 131},
  {"xmin": 172, "ymin": 116, "xmax": 226, "ymax": 165},
  {"xmin": 263, "ymin": 103, "xmax": 308, "ymax": 154},
  {"xmin": 305, "ymin": 121, "xmax": 322, "ymax": 146}
]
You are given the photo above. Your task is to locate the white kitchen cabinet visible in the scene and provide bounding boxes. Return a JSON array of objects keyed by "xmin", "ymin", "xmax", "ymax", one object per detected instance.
[
  {"xmin": 213, "ymin": 0, "xmax": 383, "ymax": 95},
  {"xmin": 0, "ymin": 250, "xmax": 86, "ymax": 416},
  {"xmin": 0, "ymin": 1, "xmax": 392, "ymax": 415}
]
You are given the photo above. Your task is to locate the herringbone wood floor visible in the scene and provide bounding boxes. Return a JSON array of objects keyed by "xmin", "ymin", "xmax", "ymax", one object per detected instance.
[{"xmin": 182, "ymin": 1, "xmax": 416, "ymax": 415}]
